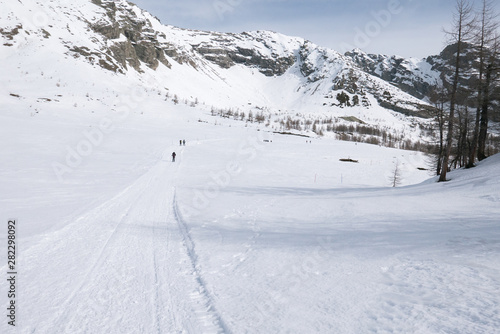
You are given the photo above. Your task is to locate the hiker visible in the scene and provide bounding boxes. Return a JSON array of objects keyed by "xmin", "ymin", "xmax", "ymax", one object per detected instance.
[
  {"xmin": 179, "ymin": 140, "xmax": 182, "ymax": 146},
  {"xmin": 172, "ymin": 152, "xmax": 176, "ymax": 162},
  {"xmin": 182, "ymin": 139, "xmax": 186, "ymax": 146}
]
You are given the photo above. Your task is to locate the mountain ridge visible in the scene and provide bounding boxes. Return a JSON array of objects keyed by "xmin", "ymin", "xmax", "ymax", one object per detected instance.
[
  {"xmin": 1, "ymin": 0, "xmax": 437, "ymax": 93},
  {"xmin": 3, "ymin": 0, "xmax": 493, "ymax": 150}
]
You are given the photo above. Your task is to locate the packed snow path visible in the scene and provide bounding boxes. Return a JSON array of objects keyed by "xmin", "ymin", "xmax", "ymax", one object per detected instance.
[
  {"xmin": 17, "ymin": 148, "xmax": 228, "ymax": 333},
  {"xmin": 1, "ymin": 109, "xmax": 500, "ymax": 333}
]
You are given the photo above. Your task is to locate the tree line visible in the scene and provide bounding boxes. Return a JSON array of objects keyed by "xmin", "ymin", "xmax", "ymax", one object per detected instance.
[{"xmin": 433, "ymin": 0, "xmax": 500, "ymax": 181}]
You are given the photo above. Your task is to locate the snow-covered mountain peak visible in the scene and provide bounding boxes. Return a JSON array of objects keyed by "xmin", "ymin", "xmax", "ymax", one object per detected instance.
[{"xmin": 2, "ymin": 0, "xmax": 463, "ymax": 148}]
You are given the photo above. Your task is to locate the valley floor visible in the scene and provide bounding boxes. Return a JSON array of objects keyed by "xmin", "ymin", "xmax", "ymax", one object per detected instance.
[{"xmin": 1, "ymin": 106, "xmax": 500, "ymax": 333}]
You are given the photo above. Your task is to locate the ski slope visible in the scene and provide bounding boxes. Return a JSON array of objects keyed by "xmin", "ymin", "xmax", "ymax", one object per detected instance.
[
  {"xmin": 1, "ymin": 100, "xmax": 500, "ymax": 333},
  {"xmin": 18, "ymin": 154, "xmax": 227, "ymax": 333},
  {"xmin": 2, "ymin": 0, "xmax": 499, "ymax": 332}
]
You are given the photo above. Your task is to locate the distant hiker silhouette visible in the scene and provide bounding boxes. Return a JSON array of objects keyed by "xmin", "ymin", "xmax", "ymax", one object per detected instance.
[
  {"xmin": 179, "ymin": 140, "xmax": 182, "ymax": 146},
  {"xmin": 182, "ymin": 139, "xmax": 186, "ymax": 146},
  {"xmin": 172, "ymin": 152, "xmax": 176, "ymax": 162}
]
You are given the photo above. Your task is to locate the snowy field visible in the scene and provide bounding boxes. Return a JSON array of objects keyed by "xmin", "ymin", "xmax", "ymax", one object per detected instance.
[{"xmin": 1, "ymin": 100, "xmax": 500, "ymax": 333}]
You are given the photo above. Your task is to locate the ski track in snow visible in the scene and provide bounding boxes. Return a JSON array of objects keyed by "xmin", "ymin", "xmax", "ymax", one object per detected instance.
[
  {"xmin": 41, "ymin": 169, "xmax": 156, "ymax": 333},
  {"xmin": 1, "ymin": 113, "xmax": 499, "ymax": 332},
  {"xmin": 2, "ymin": 0, "xmax": 500, "ymax": 329},
  {"xmin": 172, "ymin": 192, "xmax": 230, "ymax": 334},
  {"xmin": 16, "ymin": 147, "xmax": 229, "ymax": 334}
]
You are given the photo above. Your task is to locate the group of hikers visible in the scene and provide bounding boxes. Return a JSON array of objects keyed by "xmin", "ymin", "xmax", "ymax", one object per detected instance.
[{"xmin": 172, "ymin": 139, "xmax": 186, "ymax": 162}]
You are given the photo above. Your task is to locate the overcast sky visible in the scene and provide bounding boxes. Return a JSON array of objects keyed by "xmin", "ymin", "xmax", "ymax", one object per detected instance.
[{"xmin": 130, "ymin": 0, "xmax": 499, "ymax": 59}]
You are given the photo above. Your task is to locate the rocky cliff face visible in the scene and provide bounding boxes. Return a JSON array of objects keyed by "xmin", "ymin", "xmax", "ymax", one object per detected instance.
[
  {"xmin": 344, "ymin": 49, "xmax": 442, "ymax": 100},
  {"xmin": 89, "ymin": 0, "xmax": 171, "ymax": 72},
  {"xmin": 191, "ymin": 31, "xmax": 298, "ymax": 76},
  {"xmin": 344, "ymin": 43, "xmax": 499, "ymax": 114},
  {"xmin": 4, "ymin": 0, "xmax": 497, "ymax": 121},
  {"xmin": 84, "ymin": 0, "xmax": 299, "ymax": 77},
  {"xmin": 76, "ymin": 0, "xmax": 436, "ymax": 113}
]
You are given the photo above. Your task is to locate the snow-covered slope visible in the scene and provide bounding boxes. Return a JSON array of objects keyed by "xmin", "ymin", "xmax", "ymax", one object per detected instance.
[
  {"xmin": 2, "ymin": 0, "xmax": 500, "ymax": 332},
  {"xmin": 1, "ymin": 95, "xmax": 499, "ymax": 332},
  {"xmin": 1, "ymin": 0, "xmax": 437, "ymax": 146}
]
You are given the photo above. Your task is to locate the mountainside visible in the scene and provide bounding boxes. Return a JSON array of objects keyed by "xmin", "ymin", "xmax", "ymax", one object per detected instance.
[
  {"xmin": 345, "ymin": 43, "xmax": 500, "ymax": 122},
  {"xmin": 344, "ymin": 48, "xmax": 442, "ymax": 100},
  {"xmin": 3, "ymin": 0, "xmax": 497, "ymax": 149},
  {"xmin": 0, "ymin": 0, "xmax": 427, "ymax": 115}
]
